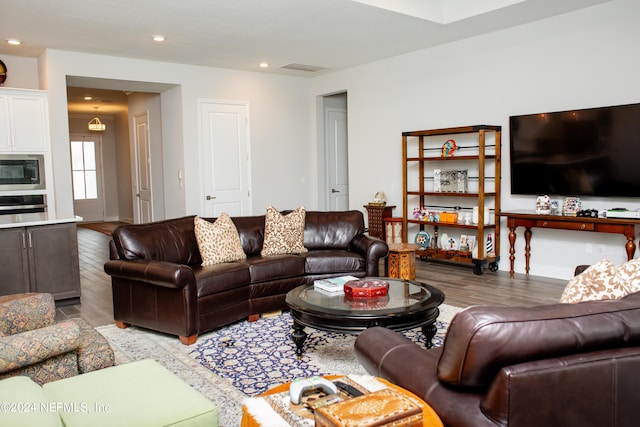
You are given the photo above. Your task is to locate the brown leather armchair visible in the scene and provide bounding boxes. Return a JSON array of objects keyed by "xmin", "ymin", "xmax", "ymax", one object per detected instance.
[{"xmin": 355, "ymin": 290, "xmax": 640, "ymax": 427}]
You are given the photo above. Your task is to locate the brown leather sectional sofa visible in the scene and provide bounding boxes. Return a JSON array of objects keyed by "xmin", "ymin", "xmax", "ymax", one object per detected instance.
[
  {"xmin": 104, "ymin": 210, "xmax": 388, "ymax": 345},
  {"xmin": 355, "ymin": 290, "xmax": 640, "ymax": 427}
]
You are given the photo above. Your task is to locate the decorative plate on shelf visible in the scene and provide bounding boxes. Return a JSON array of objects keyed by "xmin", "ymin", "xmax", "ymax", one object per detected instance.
[{"xmin": 414, "ymin": 231, "xmax": 431, "ymax": 249}]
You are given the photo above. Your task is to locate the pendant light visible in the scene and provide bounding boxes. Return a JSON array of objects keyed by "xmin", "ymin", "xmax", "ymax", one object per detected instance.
[{"xmin": 88, "ymin": 107, "xmax": 106, "ymax": 132}]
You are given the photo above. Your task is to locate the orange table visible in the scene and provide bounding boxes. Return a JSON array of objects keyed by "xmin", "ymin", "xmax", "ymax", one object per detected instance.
[{"xmin": 241, "ymin": 376, "xmax": 443, "ymax": 427}]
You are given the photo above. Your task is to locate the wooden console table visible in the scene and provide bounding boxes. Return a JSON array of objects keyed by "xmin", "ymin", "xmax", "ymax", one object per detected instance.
[{"xmin": 498, "ymin": 210, "xmax": 640, "ymax": 278}]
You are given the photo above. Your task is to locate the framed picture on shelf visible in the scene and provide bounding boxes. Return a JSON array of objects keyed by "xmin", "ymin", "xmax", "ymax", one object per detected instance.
[
  {"xmin": 459, "ymin": 235, "xmax": 470, "ymax": 252},
  {"xmin": 433, "ymin": 169, "xmax": 468, "ymax": 193}
]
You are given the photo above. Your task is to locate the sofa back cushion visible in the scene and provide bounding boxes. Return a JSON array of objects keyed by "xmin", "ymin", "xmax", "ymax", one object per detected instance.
[
  {"xmin": 111, "ymin": 210, "xmax": 366, "ymax": 263},
  {"xmin": 228, "ymin": 215, "xmax": 268, "ymax": 256},
  {"xmin": 437, "ymin": 291, "xmax": 640, "ymax": 389},
  {"xmin": 303, "ymin": 210, "xmax": 365, "ymax": 250},
  {"xmin": 112, "ymin": 216, "xmax": 202, "ymax": 265}
]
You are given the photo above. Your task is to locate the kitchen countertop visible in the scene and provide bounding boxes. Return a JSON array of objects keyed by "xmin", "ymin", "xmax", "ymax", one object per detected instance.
[{"xmin": 0, "ymin": 212, "xmax": 83, "ymax": 229}]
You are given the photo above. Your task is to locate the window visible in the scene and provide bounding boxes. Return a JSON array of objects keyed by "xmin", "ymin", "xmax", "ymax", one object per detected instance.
[{"xmin": 71, "ymin": 139, "xmax": 98, "ymax": 200}]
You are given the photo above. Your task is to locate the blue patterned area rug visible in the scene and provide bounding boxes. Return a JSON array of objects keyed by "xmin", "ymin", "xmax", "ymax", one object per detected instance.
[
  {"xmin": 187, "ymin": 309, "xmax": 454, "ymax": 397},
  {"xmin": 96, "ymin": 303, "xmax": 460, "ymax": 426}
]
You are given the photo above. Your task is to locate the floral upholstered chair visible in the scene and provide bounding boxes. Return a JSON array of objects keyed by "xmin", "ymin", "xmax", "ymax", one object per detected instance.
[{"xmin": 0, "ymin": 293, "xmax": 115, "ymax": 385}]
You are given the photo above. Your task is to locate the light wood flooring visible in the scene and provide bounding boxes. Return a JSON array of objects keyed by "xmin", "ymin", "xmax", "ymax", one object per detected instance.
[{"xmin": 58, "ymin": 227, "xmax": 568, "ymax": 327}]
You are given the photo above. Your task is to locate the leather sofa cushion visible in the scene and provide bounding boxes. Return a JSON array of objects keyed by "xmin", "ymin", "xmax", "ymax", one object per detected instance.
[
  {"xmin": 248, "ymin": 255, "xmax": 305, "ymax": 284},
  {"xmin": 193, "ymin": 263, "xmax": 251, "ymax": 297},
  {"xmin": 303, "ymin": 210, "xmax": 365, "ymax": 250},
  {"xmin": 437, "ymin": 291, "xmax": 640, "ymax": 389},
  {"xmin": 113, "ymin": 216, "xmax": 202, "ymax": 265},
  {"xmin": 303, "ymin": 250, "xmax": 365, "ymax": 275}
]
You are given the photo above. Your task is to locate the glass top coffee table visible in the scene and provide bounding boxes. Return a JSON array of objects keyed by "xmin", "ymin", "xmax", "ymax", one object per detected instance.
[{"xmin": 285, "ymin": 277, "xmax": 445, "ymax": 356}]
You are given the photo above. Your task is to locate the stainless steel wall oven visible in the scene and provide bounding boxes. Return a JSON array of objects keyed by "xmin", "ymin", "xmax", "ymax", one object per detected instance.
[{"xmin": 0, "ymin": 194, "xmax": 46, "ymax": 215}]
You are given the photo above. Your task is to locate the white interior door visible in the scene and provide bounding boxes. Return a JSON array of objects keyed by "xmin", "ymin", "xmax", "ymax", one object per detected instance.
[
  {"xmin": 70, "ymin": 134, "xmax": 105, "ymax": 222},
  {"xmin": 326, "ymin": 107, "xmax": 349, "ymax": 210},
  {"xmin": 200, "ymin": 100, "xmax": 251, "ymax": 217},
  {"xmin": 133, "ymin": 112, "xmax": 152, "ymax": 223}
]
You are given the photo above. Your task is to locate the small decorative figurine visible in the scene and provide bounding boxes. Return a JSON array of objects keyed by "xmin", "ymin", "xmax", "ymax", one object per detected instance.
[
  {"xmin": 371, "ymin": 191, "xmax": 386, "ymax": 206},
  {"xmin": 536, "ymin": 195, "xmax": 551, "ymax": 215},
  {"xmin": 439, "ymin": 233, "xmax": 449, "ymax": 250},
  {"xmin": 441, "ymin": 139, "xmax": 458, "ymax": 157},
  {"xmin": 562, "ymin": 196, "xmax": 581, "ymax": 216},
  {"xmin": 486, "ymin": 233, "xmax": 495, "ymax": 256}
]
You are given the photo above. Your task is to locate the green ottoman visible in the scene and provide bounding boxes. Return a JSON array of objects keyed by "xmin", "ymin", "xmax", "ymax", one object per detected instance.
[
  {"xmin": 42, "ymin": 359, "xmax": 218, "ymax": 427},
  {"xmin": 0, "ymin": 376, "xmax": 62, "ymax": 427}
]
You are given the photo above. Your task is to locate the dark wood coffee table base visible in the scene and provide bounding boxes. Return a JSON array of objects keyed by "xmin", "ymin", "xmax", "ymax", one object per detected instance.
[{"xmin": 290, "ymin": 310, "xmax": 440, "ymax": 357}]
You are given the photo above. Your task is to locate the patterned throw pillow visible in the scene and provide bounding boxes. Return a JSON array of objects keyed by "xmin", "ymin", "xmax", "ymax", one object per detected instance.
[
  {"xmin": 617, "ymin": 258, "xmax": 640, "ymax": 293},
  {"xmin": 194, "ymin": 214, "xmax": 246, "ymax": 266},
  {"xmin": 560, "ymin": 258, "xmax": 631, "ymax": 303},
  {"xmin": 261, "ymin": 206, "xmax": 308, "ymax": 256}
]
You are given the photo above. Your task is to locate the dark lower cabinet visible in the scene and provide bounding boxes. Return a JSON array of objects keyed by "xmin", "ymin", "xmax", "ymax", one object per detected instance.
[{"xmin": 0, "ymin": 222, "xmax": 81, "ymax": 301}]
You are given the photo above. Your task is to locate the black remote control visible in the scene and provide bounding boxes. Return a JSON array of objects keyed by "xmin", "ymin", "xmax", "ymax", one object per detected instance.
[{"xmin": 333, "ymin": 381, "xmax": 364, "ymax": 397}]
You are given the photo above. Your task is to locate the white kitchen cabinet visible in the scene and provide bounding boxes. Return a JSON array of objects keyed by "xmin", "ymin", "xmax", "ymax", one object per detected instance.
[{"xmin": 0, "ymin": 88, "xmax": 50, "ymax": 153}]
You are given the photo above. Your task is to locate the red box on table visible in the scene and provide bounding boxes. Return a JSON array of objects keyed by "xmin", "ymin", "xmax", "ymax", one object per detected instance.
[{"xmin": 343, "ymin": 279, "xmax": 389, "ymax": 298}]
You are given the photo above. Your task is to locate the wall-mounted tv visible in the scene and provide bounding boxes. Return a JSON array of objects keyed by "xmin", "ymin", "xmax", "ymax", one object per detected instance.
[{"xmin": 509, "ymin": 102, "xmax": 640, "ymax": 198}]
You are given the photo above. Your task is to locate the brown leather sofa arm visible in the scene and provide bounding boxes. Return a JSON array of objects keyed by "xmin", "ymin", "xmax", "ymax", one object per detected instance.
[
  {"xmin": 350, "ymin": 234, "xmax": 389, "ymax": 276},
  {"xmin": 481, "ymin": 347, "xmax": 640, "ymax": 427},
  {"xmin": 355, "ymin": 326, "xmax": 495, "ymax": 427},
  {"xmin": 354, "ymin": 326, "xmax": 442, "ymax": 397},
  {"xmin": 104, "ymin": 259, "xmax": 195, "ymax": 289}
]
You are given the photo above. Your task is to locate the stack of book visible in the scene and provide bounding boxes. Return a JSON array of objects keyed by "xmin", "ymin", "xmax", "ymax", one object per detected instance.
[{"xmin": 313, "ymin": 275, "xmax": 359, "ymax": 294}]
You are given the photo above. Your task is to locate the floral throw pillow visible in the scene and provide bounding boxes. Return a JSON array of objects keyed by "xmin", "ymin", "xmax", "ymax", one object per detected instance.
[
  {"xmin": 194, "ymin": 214, "xmax": 246, "ymax": 266},
  {"xmin": 261, "ymin": 206, "xmax": 308, "ymax": 256},
  {"xmin": 560, "ymin": 258, "xmax": 631, "ymax": 303},
  {"xmin": 617, "ymin": 258, "xmax": 640, "ymax": 294}
]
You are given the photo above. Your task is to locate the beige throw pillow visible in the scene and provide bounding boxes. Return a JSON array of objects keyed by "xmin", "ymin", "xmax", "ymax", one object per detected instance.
[
  {"xmin": 194, "ymin": 214, "xmax": 246, "ymax": 266},
  {"xmin": 261, "ymin": 206, "xmax": 308, "ymax": 256},
  {"xmin": 560, "ymin": 258, "xmax": 632, "ymax": 303},
  {"xmin": 617, "ymin": 258, "xmax": 640, "ymax": 293}
]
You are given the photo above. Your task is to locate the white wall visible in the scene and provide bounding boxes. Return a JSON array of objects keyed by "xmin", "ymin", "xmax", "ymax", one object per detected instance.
[
  {"xmin": 35, "ymin": 50, "xmax": 314, "ymax": 220},
  {"xmin": 4, "ymin": 0, "xmax": 639, "ymax": 281},
  {"xmin": 0, "ymin": 55, "xmax": 39, "ymax": 89},
  {"xmin": 311, "ymin": 0, "xmax": 640, "ymax": 280}
]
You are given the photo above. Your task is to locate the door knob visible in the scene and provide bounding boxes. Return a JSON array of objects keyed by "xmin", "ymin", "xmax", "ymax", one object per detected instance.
[
  {"xmin": 206, "ymin": 195, "xmax": 216, "ymax": 200},
  {"xmin": 331, "ymin": 189, "xmax": 340, "ymax": 193}
]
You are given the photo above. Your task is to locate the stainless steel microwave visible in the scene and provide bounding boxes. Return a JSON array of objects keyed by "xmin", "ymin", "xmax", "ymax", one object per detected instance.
[{"xmin": 0, "ymin": 154, "xmax": 45, "ymax": 191}]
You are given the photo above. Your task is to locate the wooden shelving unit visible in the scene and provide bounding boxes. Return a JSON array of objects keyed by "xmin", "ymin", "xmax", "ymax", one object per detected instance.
[{"xmin": 401, "ymin": 125, "xmax": 501, "ymax": 275}]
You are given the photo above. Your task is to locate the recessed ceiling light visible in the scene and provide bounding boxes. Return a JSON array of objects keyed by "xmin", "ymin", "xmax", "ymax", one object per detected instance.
[
  {"xmin": 259, "ymin": 62, "xmax": 269, "ymax": 68},
  {"xmin": 6, "ymin": 39, "xmax": 21, "ymax": 46},
  {"xmin": 152, "ymin": 35, "xmax": 166, "ymax": 42},
  {"xmin": 84, "ymin": 96, "xmax": 93, "ymax": 101}
]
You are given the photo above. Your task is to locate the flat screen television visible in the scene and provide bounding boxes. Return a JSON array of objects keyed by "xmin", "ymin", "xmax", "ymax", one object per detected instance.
[{"xmin": 509, "ymin": 102, "xmax": 640, "ymax": 198}]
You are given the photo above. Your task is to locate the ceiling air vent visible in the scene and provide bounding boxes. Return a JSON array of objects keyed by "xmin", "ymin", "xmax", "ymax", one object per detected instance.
[{"xmin": 280, "ymin": 63, "xmax": 327, "ymax": 73}]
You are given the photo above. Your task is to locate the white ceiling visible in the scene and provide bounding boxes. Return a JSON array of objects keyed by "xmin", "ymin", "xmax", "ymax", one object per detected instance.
[{"xmin": 1, "ymin": 0, "xmax": 609, "ymax": 114}]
